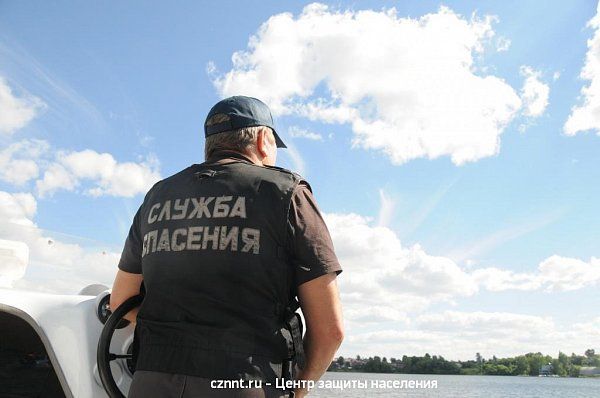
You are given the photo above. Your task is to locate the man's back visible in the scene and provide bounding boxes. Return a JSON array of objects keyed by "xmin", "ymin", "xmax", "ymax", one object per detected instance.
[{"xmin": 120, "ymin": 158, "xmax": 305, "ymax": 382}]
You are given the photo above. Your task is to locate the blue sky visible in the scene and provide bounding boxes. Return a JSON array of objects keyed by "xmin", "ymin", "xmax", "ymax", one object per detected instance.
[{"xmin": 1, "ymin": 1, "xmax": 600, "ymax": 360}]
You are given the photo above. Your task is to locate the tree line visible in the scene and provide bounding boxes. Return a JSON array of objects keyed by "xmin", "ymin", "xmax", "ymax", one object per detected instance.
[{"xmin": 328, "ymin": 349, "xmax": 600, "ymax": 377}]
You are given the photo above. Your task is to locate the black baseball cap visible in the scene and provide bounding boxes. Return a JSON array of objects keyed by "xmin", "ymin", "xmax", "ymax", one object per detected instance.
[{"xmin": 204, "ymin": 96, "xmax": 286, "ymax": 148}]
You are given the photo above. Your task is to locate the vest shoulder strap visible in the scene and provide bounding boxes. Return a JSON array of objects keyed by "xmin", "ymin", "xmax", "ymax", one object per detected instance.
[{"xmin": 261, "ymin": 164, "xmax": 305, "ymax": 182}]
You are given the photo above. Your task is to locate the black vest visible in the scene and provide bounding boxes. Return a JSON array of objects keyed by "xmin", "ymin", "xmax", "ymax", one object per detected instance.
[{"xmin": 132, "ymin": 157, "xmax": 305, "ymax": 382}]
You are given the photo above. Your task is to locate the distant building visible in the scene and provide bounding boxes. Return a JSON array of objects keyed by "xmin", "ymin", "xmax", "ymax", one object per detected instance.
[{"xmin": 539, "ymin": 364, "xmax": 553, "ymax": 376}]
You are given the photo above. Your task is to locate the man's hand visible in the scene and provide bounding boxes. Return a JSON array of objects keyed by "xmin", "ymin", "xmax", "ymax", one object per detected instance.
[
  {"xmin": 110, "ymin": 269, "xmax": 144, "ymax": 324},
  {"xmin": 294, "ymin": 272, "xmax": 344, "ymax": 397}
]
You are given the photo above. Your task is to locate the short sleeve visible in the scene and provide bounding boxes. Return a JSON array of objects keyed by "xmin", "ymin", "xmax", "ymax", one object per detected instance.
[
  {"xmin": 118, "ymin": 205, "xmax": 143, "ymax": 274},
  {"xmin": 288, "ymin": 182, "xmax": 342, "ymax": 286}
]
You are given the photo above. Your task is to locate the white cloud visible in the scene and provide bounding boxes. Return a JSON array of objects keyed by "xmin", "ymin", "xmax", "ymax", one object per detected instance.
[
  {"xmin": 325, "ymin": 212, "xmax": 478, "ymax": 324},
  {"xmin": 36, "ymin": 163, "xmax": 79, "ymax": 197},
  {"xmin": 205, "ymin": 61, "xmax": 217, "ymax": 76},
  {"xmin": 288, "ymin": 125, "xmax": 323, "ymax": 141},
  {"xmin": 0, "ymin": 238, "xmax": 28, "ymax": 288},
  {"xmin": 496, "ymin": 36, "xmax": 511, "ymax": 52},
  {"xmin": 0, "ymin": 73, "xmax": 158, "ymax": 198},
  {"xmin": 344, "ymin": 306, "xmax": 410, "ymax": 325},
  {"xmin": 564, "ymin": 2, "xmax": 600, "ymax": 136},
  {"xmin": 520, "ymin": 66, "xmax": 549, "ymax": 117},
  {"xmin": 212, "ymin": 4, "xmax": 525, "ymax": 165},
  {"xmin": 343, "ymin": 311, "xmax": 600, "ymax": 360},
  {"xmin": 0, "ymin": 139, "xmax": 49, "ymax": 185},
  {"xmin": 0, "ymin": 181, "xmax": 36, "ymax": 289},
  {"xmin": 0, "ymin": 77, "xmax": 45, "ymax": 135},
  {"xmin": 473, "ymin": 255, "xmax": 600, "ymax": 292},
  {"xmin": 36, "ymin": 149, "xmax": 161, "ymax": 198},
  {"xmin": 376, "ymin": 189, "xmax": 395, "ymax": 227},
  {"xmin": 417, "ymin": 311, "xmax": 554, "ymax": 334},
  {"xmin": 0, "ymin": 190, "xmax": 118, "ymax": 293},
  {"xmin": 0, "ymin": 191, "xmax": 37, "ymax": 226},
  {"xmin": 0, "ymin": 42, "xmax": 107, "ymax": 136},
  {"xmin": 553, "ymin": 71, "xmax": 561, "ymax": 81},
  {"xmin": 537, "ymin": 255, "xmax": 600, "ymax": 291},
  {"xmin": 293, "ymin": 100, "xmax": 357, "ymax": 124},
  {"xmin": 472, "ymin": 267, "xmax": 540, "ymax": 291},
  {"xmin": 323, "ymin": 207, "xmax": 599, "ymax": 338},
  {"xmin": 0, "ymin": 140, "xmax": 160, "ymax": 198}
]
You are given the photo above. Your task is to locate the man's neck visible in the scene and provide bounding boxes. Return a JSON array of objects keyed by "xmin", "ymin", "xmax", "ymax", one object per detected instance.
[{"xmin": 207, "ymin": 149, "xmax": 263, "ymax": 166}]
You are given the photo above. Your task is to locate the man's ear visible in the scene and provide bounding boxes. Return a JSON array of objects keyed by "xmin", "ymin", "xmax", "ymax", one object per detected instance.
[{"xmin": 256, "ymin": 128, "xmax": 268, "ymax": 158}]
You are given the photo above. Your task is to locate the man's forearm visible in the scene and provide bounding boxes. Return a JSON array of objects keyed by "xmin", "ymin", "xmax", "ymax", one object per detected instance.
[
  {"xmin": 123, "ymin": 307, "xmax": 139, "ymax": 324},
  {"xmin": 293, "ymin": 330, "xmax": 343, "ymax": 397}
]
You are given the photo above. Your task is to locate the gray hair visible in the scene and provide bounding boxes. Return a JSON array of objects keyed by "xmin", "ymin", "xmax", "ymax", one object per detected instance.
[{"xmin": 204, "ymin": 125, "xmax": 271, "ymax": 160}]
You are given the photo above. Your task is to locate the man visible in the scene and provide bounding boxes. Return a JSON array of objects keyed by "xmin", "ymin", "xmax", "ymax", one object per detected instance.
[{"xmin": 110, "ymin": 96, "xmax": 344, "ymax": 398}]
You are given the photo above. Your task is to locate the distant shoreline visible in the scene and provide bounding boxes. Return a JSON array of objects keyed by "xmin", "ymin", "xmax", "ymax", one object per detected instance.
[
  {"xmin": 328, "ymin": 370, "xmax": 600, "ymax": 378},
  {"xmin": 328, "ymin": 351, "xmax": 600, "ymax": 378}
]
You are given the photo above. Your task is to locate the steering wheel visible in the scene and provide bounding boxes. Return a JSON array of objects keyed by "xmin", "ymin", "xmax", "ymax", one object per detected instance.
[{"xmin": 97, "ymin": 294, "xmax": 143, "ymax": 398}]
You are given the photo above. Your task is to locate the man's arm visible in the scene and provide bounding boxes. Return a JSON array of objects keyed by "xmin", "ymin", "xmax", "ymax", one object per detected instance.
[
  {"xmin": 111, "ymin": 205, "xmax": 144, "ymax": 323},
  {"xmin": 110, "ymin": 269, "xmax": 143, "ymax": 323},
  {"xmin": 294, "ymin": 272, "xmax": 344, "ymax": 398},
  {"xmin": 287, "ymin": 182, "xmax": 344, "ymax": 397}
]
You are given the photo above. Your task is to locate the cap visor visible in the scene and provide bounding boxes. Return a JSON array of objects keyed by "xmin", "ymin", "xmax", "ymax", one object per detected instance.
[{"xmin": 274, "ymin": 132, "xmax": 287, "ymax": 148}]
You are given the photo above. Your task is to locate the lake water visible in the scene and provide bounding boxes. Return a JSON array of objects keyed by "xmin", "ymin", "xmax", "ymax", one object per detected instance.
[{"xmin": 306, "ymin": 372, "xmax": 600, "ymax": 397}]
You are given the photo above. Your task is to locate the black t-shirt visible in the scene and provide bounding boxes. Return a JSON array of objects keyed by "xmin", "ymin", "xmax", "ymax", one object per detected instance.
[{"xmin": 118, "ymin": 152, "xmax": 342, "ymax": 289}]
